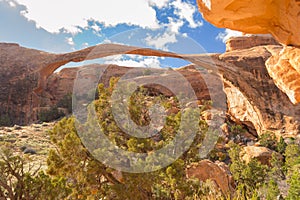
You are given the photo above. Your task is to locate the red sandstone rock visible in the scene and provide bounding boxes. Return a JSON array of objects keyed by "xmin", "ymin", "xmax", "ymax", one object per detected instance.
[{"xmin": 186, "ymin": 159, "xmax": 235, "ymax": 195}]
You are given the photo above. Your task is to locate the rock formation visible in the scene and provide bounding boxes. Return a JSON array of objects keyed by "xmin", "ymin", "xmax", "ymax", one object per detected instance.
[
  {"xmin": 225, "ymin": 35, "xmax": 280, "ymax": 52},
  {"xmin": 219, "ymin": 43, "xmax": 300, "ymax": 137},
  {"xmin": 197, "ymin": 0, "xmax": 300, "ymax": 47},
  {"xmin": 186, "ymin": 159, "xmax": 235, "ymax": 195},
  {"xmin": 197, "ymin": 0, "xmax": 300, "ymax": 106},
  {"xmin": 266, "ymin": 46, "xmax": 300, "ymax": 104},
  {"xmin": 242, "ymin": 146, "xmax": 283, "ymax": 166},
  {"xmin": 0, "ymin": 43, "xmax": 191, "ymax": 125},
  {"xmin": 1, "ymin": 37, "xmax": 300, "ymax": 138}
]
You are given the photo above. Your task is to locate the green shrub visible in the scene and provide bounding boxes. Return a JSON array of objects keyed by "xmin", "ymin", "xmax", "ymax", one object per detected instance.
[
  {"xmin": 0, "ymin": 144, "xmax": 70, "ymax": 199},
  {"xmin": 277, "ymin": 136, "xmax": 287, "ymax": 154},
  {"xmin": 286, "ymin": 165, "xmax": 300, "ymax": 200},
  {"xmin": 259, "ymin": 131, "xmax": 277, "ymax": 150},
  {"xmin": 228, "ymin": 142, "xmax": 268, "ymax": 199},
  {"xmin": 266, "ymin": 179, "xmax": 280, "ymax": 200},
  {"xmin": 38, "ymin": 106, "xmax": 65, "ymax": 122}
]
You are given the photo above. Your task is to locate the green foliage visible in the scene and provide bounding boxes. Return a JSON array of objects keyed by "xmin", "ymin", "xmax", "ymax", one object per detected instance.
[
  {"xmin": 259, "ymin": 131, "xmax": 277, "ymax": 150},
  {"xmin": 266, "ymin": 179, "xmax": 280, "ymax": 200},
  {"xmin": 46, "ymin": 116, "xmax": 219, "ymax": 199},
  {"xmin": 285, "ymin": 143, "xmax": 300, "ymax": 199},
  {"xmin": 38, "ymin": 106, "xmax": 65, "ymax": 122},
  {"xmin": 44, "ymin": 77, "xmax": 231, "ymax": 199},
  {"xmin": 285, "ymin": 143, "xmax": 300, "ymax": 170},
  {"xmin": 286, "ymin": 165, "xmax": 300, "ymax": 200},
  {"xmin": 277, "ymin": 136, "xmax": 287, "ymax": 154},
  {"xmin": 269, "ymin": 152, "xmax": 285, "ymax": 181},
  {"xmin": 228, "ymin": 142, "xmax": 268, "ymax": 199},
  {"xmin": 229, "ymin": 124, "xmax": 245, "ymax": 137}
]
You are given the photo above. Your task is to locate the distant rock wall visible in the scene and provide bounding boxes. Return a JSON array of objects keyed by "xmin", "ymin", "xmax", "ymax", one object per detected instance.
[
  {"xmin": 225, "ymin": 35, "xmax": 280, "ymax": 52},
  {"xmin": 0, "ymin": 43, "xmax": 215, "ymax": 125}
]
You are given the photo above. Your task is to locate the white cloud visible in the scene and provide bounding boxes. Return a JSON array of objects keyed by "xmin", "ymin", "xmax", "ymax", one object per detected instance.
[
  {"xmin": 171, "ymin": 0, "xmax": 203, "ymax": 29},
  {"xmin": 216, "ymin": 29, "xmax": 243, "ymax": 43},
  {"xmin": 66, "ymin": 37, "xmax": 75, "ymax": 46},
  {"xmin": 167, "ymin": 17, "xmax": 184, "ymax": 34},
  {"xmin": 82, "ymin": 42, "xmax": 89, "ymax": 48},
  {"xmin": 145, "ymin": 32, "xmax": 177, "ymax": 50},
  {"xmin": 105, "ymin": 55, "xmax": 161, "ymax": 68},
  {"xmin": 91, "ymin": 24, "xmax": 101, "ymax": 32},
  {"xmin": 14, "ymin": 0, "xmax": 159, "ymax": 33},
  {"xmin": 0, "ymin": 0, "xmax": 74, "ymax": 52},
  {"xmin": 148, "ymin": 0, "xmax": 169, "ymax": 9},
  {"xmin": 8, "ymin": 0, "xmax": 16, "ymax": 7}
]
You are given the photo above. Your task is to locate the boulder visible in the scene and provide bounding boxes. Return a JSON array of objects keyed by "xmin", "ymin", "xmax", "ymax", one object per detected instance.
[
  {"xmin": 186, "ymin": 159, "xmax": 235, "ymax": 195},
  {"xmin": 242, "ymin": 146, "xmax": 282, "ymax": 165}
]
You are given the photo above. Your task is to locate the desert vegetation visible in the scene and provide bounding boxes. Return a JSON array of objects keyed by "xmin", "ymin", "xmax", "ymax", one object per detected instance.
[{"xmin": 0, "ymin": 77, "xmax": 299, "ymax": 199}]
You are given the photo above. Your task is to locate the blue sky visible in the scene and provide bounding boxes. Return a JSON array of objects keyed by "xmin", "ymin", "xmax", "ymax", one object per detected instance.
[{"xmin": 0, "ymin": 0, "xmax": 242, "ymax": 68}]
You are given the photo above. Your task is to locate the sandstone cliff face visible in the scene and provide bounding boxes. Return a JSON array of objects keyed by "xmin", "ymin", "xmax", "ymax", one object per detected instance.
[
  {"xmin": 197, "ymin": 0, "xmax": 300, "ymax": 46},
  {"xmin": 266, "ymin": 46, "xmax": 300, "ymax": 104},
  {"xmin": 225, "ymin": 35, "xmax": 280, "ymax": 52},
  {"xmin": 0, "ymin": 43, "xmax": 57, "ymax": 125},
  {"xmin": 197, "ymin": 0, "xmax": 300, "ymax": 105},
  {"xmin": 219, "ymin": 42, "xmax": 300, "ymax": 137}
]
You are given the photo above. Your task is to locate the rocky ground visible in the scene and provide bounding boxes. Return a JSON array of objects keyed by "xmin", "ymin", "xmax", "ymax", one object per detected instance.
[{"xmin": 0, "ymin": 122, "xmax": 56, "ymax": 170}]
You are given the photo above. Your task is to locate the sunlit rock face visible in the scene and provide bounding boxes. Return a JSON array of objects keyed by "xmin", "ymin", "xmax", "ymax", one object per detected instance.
[
  {"xmin": 242, "ymin": 146, "xmax": 283, "ymax": 166},
  {"xmin": 197, "ymin": 0, "xmax": 300, "ymax": 105},
  {"xmin": 219, "ymin": 42, "xmax": 300, "ymax": 138},
  {"xmin": 197, "ymin": 0, "xmax": 300, "ymax": 46},
  {"xmin": 266, "ymin": 46, "xmax": 300, "ymax": 104}
]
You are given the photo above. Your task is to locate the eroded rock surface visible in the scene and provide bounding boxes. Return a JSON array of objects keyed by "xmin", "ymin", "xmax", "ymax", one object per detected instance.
[
  {"xmin": 197, "ymin": 0, "xmax": 300, "ymax": 46},
  {"xmin": 0, "ymin": 43, "xmax": 193, "ymax": 125},
  {"xmin": 266, "ymin": 46, "xmax": 300, "ymax": 104},
  {"xmin": 219, "ymin": 44, "xmax": 300, "ymax": 137},
  {"xmin": 197, "ymin": 0, "xmax": 300, "ymax": 105},
  {"xmin": 186, "ymin": 159, "xmax": 235, "ymax": 195}
]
